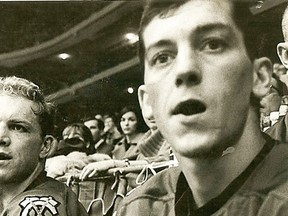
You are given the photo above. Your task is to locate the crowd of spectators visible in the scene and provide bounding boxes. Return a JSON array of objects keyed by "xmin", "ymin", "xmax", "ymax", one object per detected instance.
[{"xmin": 43, "ymin": 104, "xmax": 174, "ymax": 215}]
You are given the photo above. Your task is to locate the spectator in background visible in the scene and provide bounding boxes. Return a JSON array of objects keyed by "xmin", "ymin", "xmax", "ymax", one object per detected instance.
[
  {"xmin": 273, "ymin": 62, "xmax": 288, "ymax": 83},
  {"xmin": 46, "ymin": 123, "xmax": 110, "ymax": 180},
  {"xmin": 79, "ymin": 109, "xmax": 171, "ymax": 215},
  {"xmin": 79, "ymin": 109, "xmax": 170, "ymax": 184},
  {"xmin": 103, "ymin": 114, "xmax": 122, "ymax": 146},
  {"xmin": 112, "ymin": 106, "xmax": 146, "ymax": 160},
  {"xmin": 266, "ymin": 3, "xmax": 288, "ymax": 142},
  {"xmin": 260, "ymin": 72, "xmax": 288, "ymax": 130},
  {"xmin": 84, "ymin": 117, "xmax": 103, "ymax": 146},
  {"xmin": 83, "ymin": 116, "xmax": 114, "ymax": 155},
  {"xmin": 55, "ymin": 123, "xmax": 94, "ymax": 156},
  {"xmin": 117, "ymin": 0, "xmax": 288, "ymax": 215},
  {"xmin": 0, "ymin": 76, "xmax": 87, "ymax": 215}
]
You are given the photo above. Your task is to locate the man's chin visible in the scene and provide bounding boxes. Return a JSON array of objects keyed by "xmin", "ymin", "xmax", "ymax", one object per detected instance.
[{"xmin": 173, "ymin": 140, "xmax": 233, "ymax": 159}]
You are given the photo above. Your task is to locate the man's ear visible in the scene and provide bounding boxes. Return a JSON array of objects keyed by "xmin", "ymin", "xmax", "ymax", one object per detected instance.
[
  {"xmin": 252, "ymin": 57, "xmax": 272, "ymax": 98},
  {"xmin": 39, "ymin": 135, "xmax": 55, "ymax": 159},
  {"xmin": 138, "ymin": 84, "xmax": 154, "ymax": 122},
  {"xmin": 277, "ymin": 42, "xmax": 288, "ymax": 69}
]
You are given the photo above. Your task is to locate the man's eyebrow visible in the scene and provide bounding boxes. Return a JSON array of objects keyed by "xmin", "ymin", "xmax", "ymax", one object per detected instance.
[
  {"xmin": 193, "ymin": 23, "xmax": 234, "ymax": 35},
  {"xmin": 9, "ymin": 118, "xmax": 33, "ymax": 126},
  {"xmin": 146, "ymin": 40, "xmax": 174, "ymax": 56}
]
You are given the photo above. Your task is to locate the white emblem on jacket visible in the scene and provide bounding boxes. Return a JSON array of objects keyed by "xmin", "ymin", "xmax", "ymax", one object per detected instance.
[{"xmin": 19, "ymin": 196, "xmax": 59, "ymax": 216}]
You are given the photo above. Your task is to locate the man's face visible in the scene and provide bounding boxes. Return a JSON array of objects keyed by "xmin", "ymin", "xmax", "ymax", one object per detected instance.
[
  {"xmin": 62, "ymin": 127, "xmax": 86, "ymax": 148},
  {"xmin": 0, "ymin": 94, "xmax": 44, "ymax": 183},
  {"xmin": 104, "ymin": 117, "xmax": 115, "ymax": 132},
  {"xmin": 140, "ymin": 0, "xmax": 256, "ymax": 158},
  {"xmin": 84, "ymin": 119, "xmax": 101, "ymax": 142}
]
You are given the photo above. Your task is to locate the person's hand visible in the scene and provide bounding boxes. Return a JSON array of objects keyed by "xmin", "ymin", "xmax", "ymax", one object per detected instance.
[
  {"xmin": 45, "ymin": 155, "xmax": 69, "ymax": 178},
  {"xmin": 79, "ymin": 160, "xmax": 115, "ymax": 180},
  {"xmin": 88, "ymin": 153, "xmax": 111, "ymax": 162},
  {"xmin": 66, "ymin": 151, "xmax": 89, "ymax": 164},
  {"xmin": 66, "ymin": 159, "xmax": 87, "ymax": 173}
]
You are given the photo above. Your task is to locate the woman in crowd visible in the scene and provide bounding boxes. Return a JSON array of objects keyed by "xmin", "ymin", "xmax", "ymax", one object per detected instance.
[{"xmin": 112, "ymin": 106, "xmax": 146, "ymax": 160}]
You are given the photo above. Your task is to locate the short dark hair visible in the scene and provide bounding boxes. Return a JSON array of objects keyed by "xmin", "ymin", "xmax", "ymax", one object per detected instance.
[
  {"xmin": 0, "ymin": 76, "xmax": 55, "ymax": 136},
  {"xmin": 103, "ymin": 113, "xmax": 118, "ymax": 125},
  {"xmin": 138, "ymin": 0, "xmax": 279, "ymax": 70},
  {"xmin": 83, "ymin": 116, "xmax": 105, "ymax": 131}
]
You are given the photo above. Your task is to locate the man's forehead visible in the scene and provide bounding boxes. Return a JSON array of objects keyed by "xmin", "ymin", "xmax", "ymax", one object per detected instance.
[
  {"xmin": 85, "ymin": 119, "xmax": 98, "ymax": 124},
  {"xmin": 0, "ymin": 94, "xmax": 38, "ymax": 120},
  {"xmin": 144, "ymin": 0, "xmax": 288, "ymax": 21},
  {"xmin": 142, "ymin": 0, "xmax": 287, "ymax": 41},
  {"xmin": 0, "ymin": 93, "xmax": 35, "ymax": 107},
  {"xmin": 143, "ymin": 0, "xmax": 236, "ymax": 41}
]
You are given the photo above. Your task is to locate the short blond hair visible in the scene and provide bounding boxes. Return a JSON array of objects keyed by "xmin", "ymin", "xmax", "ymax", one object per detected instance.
[{"xmin": 0, "ymin": 76, "xmax": 55, "ymax": 136}]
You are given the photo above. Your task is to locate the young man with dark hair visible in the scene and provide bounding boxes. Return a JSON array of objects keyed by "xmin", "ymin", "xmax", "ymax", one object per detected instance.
[
  {"xmin": 0, "ymin": 76, "xmax": 87, "ymax": 215},
  {"xmin": 117, "ymin": 0, "xmax": 288, "ymax": 215},
  {"xmin": 84, "ymin": 117, "xmax": 114, "ymax": 155},
  {"xmin": 84, "ymin": 117, "xmax": 104, "ymax": 144}
]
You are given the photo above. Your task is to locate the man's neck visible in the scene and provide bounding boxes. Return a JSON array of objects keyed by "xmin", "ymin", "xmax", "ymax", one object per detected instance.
[
  {"xmin": 0, "ymin": 163, "xmax": 44, "ymax": 213},
  {"xmin": 178, "ymin": 125, "xmax": 265, "ymax": 207}
]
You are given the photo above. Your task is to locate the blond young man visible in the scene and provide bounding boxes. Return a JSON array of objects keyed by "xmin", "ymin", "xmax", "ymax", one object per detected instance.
[{"xmin": 0, "ymin": 76, "xmax": 87, "ymax": 216}]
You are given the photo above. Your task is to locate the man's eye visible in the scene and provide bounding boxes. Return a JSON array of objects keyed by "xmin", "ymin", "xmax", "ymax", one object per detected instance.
[
  {"xmin": 151, "ymin": 53, "xmax": 173, "ymax": 66},
  {"xmin": 202, "ymin": 39, "xmax": 227, "ymax": 52},
  {"xmin": 10, "ymin": 125, "xmax": 27, "ymax": 132}
]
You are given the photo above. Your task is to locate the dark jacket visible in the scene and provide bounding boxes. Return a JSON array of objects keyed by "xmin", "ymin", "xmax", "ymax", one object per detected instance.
[
  {"xmin": 1, "ymin": 172, "xmax": 88, "ymax": 216},
  {"xmin": 117, "ymin": 138, "xmax": 288, "ymax": 216}
]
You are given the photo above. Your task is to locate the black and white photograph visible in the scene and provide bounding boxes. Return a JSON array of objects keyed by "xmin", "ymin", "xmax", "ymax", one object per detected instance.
[{"xmin": 0, "ymin": 0, "xmax": 288, "ymax": 216}]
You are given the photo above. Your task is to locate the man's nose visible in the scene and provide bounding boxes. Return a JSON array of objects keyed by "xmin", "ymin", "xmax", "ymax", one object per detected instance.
[
  {"xmin": 0, "ymin": 124, "xmax": 10, "ymax": 146},
  {"xmin": 174, "ymin": 50, "xmax": 201, "ymax": 87}
]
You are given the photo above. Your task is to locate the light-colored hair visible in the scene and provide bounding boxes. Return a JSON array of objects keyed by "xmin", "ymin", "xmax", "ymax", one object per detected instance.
[{"xmin": 0, "ymin": 76, "xmax": 55, "ymax": 136}]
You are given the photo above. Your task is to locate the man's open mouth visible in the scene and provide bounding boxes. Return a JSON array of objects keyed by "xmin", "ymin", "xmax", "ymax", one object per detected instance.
[
  {"xmin": 0, "ymin": 153, "xmax": 12, "ymax": 160},
  {"xmin": 172, "ymin": 100, "xmax": 206, "ymax": 116}
]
